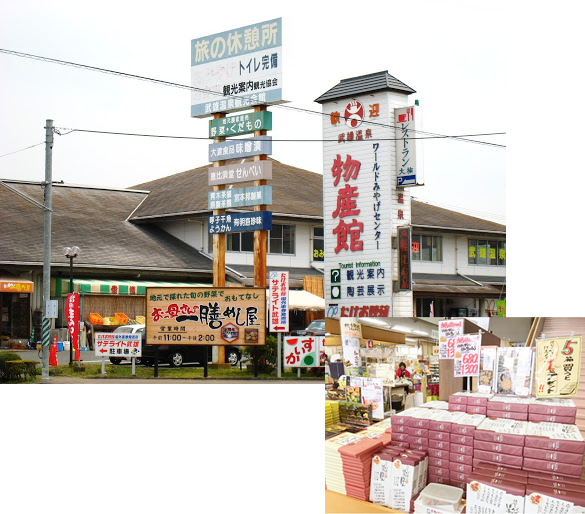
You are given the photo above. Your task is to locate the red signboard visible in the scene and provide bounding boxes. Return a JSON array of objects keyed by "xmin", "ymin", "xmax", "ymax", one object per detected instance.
[
  {"xmin": 66, "ymin": 293, "xmax": 80, "ymax": 359},
  {"xmin": 398, "ymin": 227, "xmax": 411, "ymax": 291}
]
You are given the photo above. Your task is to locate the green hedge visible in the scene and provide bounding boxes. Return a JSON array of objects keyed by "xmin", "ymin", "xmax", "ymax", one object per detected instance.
[
  {"xmin": 3, "ymin": 360, "xmax": 39, "ymax": 382},
  {"xmin": 0, "ymin": 352, "xmax": 22, "ymax": 381}
]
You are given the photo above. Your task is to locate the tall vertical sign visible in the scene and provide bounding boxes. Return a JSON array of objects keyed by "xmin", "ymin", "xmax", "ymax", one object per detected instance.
[
  {"xmin": 395, "ymin": 105, "xmax": 424, "ymax": 188},
  {"xmin": 398, "ymin": 227, "xmax": 411, "ymax": 290},
  {"xmin": 66, "ymin": 293, "xmax": 80, "ymax": 361},
  {"xmin": 269, "ymin": 271, "xmax": 289, "ymax": 332}
]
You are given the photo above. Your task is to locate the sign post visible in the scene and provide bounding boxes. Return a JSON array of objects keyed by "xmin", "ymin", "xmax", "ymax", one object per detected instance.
[{"xmin": 269, "ymin": 271, "xmax": 289, "ymax": 378}]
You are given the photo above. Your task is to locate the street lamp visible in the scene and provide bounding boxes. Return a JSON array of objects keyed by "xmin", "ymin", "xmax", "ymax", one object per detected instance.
[{"xmin": 63, "ymin": 246, "xmax": 80, "ymax": 366}]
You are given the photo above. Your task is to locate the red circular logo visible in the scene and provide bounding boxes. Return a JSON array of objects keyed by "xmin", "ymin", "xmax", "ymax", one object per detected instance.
[{"xmin": 344, "ymin": 100, "xmax": 364, "ymax": 128}]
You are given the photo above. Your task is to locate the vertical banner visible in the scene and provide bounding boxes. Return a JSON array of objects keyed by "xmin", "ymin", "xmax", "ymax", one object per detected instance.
[
  {"xmin": 453, "ymin": 334, "xmax": 481, "ymax": 377},
  {"xmin": 536, "ymin": 336, "xmax": 581, "ymax": 397},
  {"xmin": 269, "ymin": 271, "xmax": 289, "ymax": 332},
  {"xmin": 66, "ymin": 293, "xmax": 80, "ymax": 358},
  {"xmin": 395, "ymin": 105, "xmax": 423, "ymax": 187},
  {"xmin": 340, "ymin": 317, "xmax": 362, "ymax": 367},
  {"xmin": 398, "ymin": 227, "xmax": 411, "ymax": 290},
  {"xmin": 438, "ymin": 319, "xmax": 464, "ymax": 359}
]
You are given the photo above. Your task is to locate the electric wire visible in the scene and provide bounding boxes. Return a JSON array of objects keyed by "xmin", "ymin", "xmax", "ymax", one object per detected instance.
[
  {"xmin": 0, "ymin": 141, "xmax": 45, "ymax": 159},
  {"xmin": 0, "ymin": 47, "xmax": 505, "ymax": 148}
]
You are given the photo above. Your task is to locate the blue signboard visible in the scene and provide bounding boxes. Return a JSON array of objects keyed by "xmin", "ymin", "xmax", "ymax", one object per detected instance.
[
  {"xmin": 209, "ymin": 135, "xmax": 272, "ymax": 162},
  {"xmin": 397, "ymin": 175, "xmax": 417, "ymax": 187},
  {"xmin": 208, "ymin": 211, "xmax": 272, "ymax": 234},
  {"xmin": 208, "ymin": 186, "xmax": 272, "ymax": 210}
]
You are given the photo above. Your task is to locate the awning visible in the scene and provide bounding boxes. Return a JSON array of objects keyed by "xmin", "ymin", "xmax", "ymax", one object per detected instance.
[
  {"xmin": 55, "ymin": 278, "xmax": 211, "ymax": 296},
  {"xmin": 412, "ymin": 273, "xmax": 504, "ymax": 297},
  {"xmin": 0, "ymin": 276, "xmax": 34, "ymax": 293},
  {"xmin": 286, "ymin": 290, "xmax": 325, "ymax": 311}
]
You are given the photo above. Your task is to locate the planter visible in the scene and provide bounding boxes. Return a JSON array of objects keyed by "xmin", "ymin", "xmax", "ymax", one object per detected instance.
[{"xmin": 10, "ymin": 344, "xmax": 25, "ymax": 350}]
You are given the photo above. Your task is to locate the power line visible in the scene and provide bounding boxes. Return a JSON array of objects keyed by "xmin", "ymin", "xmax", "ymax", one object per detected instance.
[
  {"xmin": 0, "ymin": 47, "xmax": 505, "ymax": 148},
  {"xmin": 53, "ymin": 126, "xmax": 504, "ymax": 145},
  {"xmin": 0, "ymin": 141, "xmax": 44, "ymax": 159}
]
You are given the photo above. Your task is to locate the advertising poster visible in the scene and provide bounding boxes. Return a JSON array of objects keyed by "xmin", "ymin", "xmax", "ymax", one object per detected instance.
[
  {"xmin": 453, "ymin": 334, "xmax": 481, "ymax": 377},
  {"xmin": 536, "ymin": 336, "xmax": 581, "ymax": 397},
  {"xmin": 438, "ymin": 319, "xmax": 464, "ymax": 359},
  {"xmin": 496, "ymin": 347, "xmax": 534, "ymax": 396},
  {"xmin": 340, "ymin": 317, "xmax": 362, "ymax": 367},
  {"xmin": 346, "ymin": 376, "xmax": 363, "ymax": 403},
  {"xmin": 283, "ymin": 335, "xmax": 322, "ymax": 367},
  {"xmin": 362, "ymin": 377, "xmax": 384, "ymax": 420},
  {"xmin": 95, "ymin": 333, "xmax": 142, "ymax": 358},
  {"xmin": 478, "ymin": 346, "xmax": 498, "ymax": 393},
  {"xmin": 146, "ymin": 287, "xmax": 265, "ymax": 346}
]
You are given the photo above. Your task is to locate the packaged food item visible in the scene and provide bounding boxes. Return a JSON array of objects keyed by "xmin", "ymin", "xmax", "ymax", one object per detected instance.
[{"xmin": 496, "ymin": 347, "xmax": 534, "ymax": 396}]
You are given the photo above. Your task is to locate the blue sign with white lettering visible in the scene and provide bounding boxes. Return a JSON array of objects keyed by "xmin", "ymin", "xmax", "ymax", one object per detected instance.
[
  {"xmin": 208, "ymin": 211, "xmax": 272, "ymax": 234},
  {"xmin": 397, "ymin": 175, "xmax": 417, "ymax": 187},
  {"xmin": 209, "ymin": 136, "xmax": 272, "ymax": 162},
  {"xmin": 208, "ymin": 186, "xmax": 272, "ymax": 209}
]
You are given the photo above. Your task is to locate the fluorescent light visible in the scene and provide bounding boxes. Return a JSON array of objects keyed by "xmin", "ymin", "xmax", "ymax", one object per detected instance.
[
  {"xmin": 413, "ymin": 330, "xmax": 429, "ymax": 336},
  {"xmin": 391, "ymin": 325, "xmax": 412, "ymax": 333},
  {"xmin": 405, "ymin": 338, "xmax": 418, "ymax": 342},
  {"xmin": 358, "ymin": 318, "xmax": 388, "ymax": 327}
]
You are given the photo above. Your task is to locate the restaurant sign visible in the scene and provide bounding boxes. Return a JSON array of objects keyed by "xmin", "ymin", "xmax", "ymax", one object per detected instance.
[
  {"xmin": 395, "ymin": 105, "xmax": 423, "ymax": 188},
  {"xmin": 209, "ymin": 110, "xmax": 272, "ymax": 138},
  {"xmin": 191, "ymin": 18, "xmax": 283, "ymax": 118},
  {"xmin": 208, "ymin": 160, "xmax": 272, "ymax": 186},
  {"xmin": 208, "ymin": 211, "xmax": 272, "ymax": 234},
  {"xmin": 398, "ymin": 227, "xmax": 411, "ymax": 290},
  {"xmin": 208, "ymin": 185, "xmax": 272, "ymax": 209},
  {"xmin": 146, "ymin": 287, "xmax": 265, "ymax": 346},
  {"xmin": 209, "ymin": 135, "xmax": 272, "ymax": 162}
]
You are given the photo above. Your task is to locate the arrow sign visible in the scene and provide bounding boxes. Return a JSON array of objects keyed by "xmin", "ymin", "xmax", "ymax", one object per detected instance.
[
  {"xmin": 273, "ymin": 326, "xmax": 286, "ymax": 331},
  {"xmin": 269, "ymin": 272, "xmax": 289, "ymax": 333},
  {"xmin": 99, "ymin": 348, "xmax": 108, "ymax": 353}
]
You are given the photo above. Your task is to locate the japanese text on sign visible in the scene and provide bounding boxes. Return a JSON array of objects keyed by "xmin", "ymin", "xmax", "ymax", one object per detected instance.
[
  {"xmin": 453, "ymin": 334, "xmax": 481, "ymax": 377},
  {"xmin": 536, "ymin": 336, "xmax": 581, "ymax": 397},
  {"xmin": 95, "ymin": 333, "xmax": 142, "ymax": 358},
  {"xmin": 283, "ymin": 335, "xmax": 322, "ymax": 367},
  {"xmin": 269, "ymin": 271, "xmax": 289, "ymax": 332},
  {"xmin": 438, "ymin": 319, "xmax": 464, "ymax": 359}
]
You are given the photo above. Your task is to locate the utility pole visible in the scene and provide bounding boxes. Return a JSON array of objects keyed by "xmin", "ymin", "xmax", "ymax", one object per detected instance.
[{"xmin": 41, "ymin": 119, "xmax": 53, "ymax": 383}]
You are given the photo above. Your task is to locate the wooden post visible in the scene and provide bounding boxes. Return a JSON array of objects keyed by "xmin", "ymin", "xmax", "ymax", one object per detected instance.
[
  {"xmin": 213, "ymin": 113, "xmax": 226, "ymax": 364},
  {"xmin": 253, "ymin": 105, "xmax": 268, "ymax": 290}
]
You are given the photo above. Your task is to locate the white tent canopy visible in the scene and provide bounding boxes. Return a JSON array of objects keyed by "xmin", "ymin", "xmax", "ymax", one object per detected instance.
[{"xmin": 266, "ymin": 289, "xmax": 324, "ymax": 312}]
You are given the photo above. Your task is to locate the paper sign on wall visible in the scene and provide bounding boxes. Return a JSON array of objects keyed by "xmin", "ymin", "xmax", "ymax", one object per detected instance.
[
  {"xmin": 340, "ymin": 317, "xmax": 362, "ymax": 367},
  {"xmin": 453, "ymin": 334, "xmax": 481, "ymax": 377},
  {"xmin": 438, "ymin": 319, "xmax": 464, "ymax": 359},
  {"xmin": 535, "ymin": 336, "xmax": 581, "ymax": 397}
]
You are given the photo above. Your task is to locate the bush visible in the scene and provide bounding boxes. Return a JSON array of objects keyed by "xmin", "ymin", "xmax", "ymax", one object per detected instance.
[
  {"xmin": 3, "ymin": 360, "xmax": 38, "ymax": 382},
  {"xmin": 242, "ymin": 335, "xmax": 278, "ymax": 370},
  {"xmin": 0, "ymin": 352, "xmax": 22, "ymax": 381}
]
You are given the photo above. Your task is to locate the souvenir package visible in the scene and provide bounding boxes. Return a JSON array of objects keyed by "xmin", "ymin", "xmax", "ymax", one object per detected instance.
[
  {"xmin": 524, "ymin": 421, "xmax": 585, "ymax": 453},
  {"xmin": 478, "ymin": 346, "xmax": 498, "ymax": 394},
  {"xmin": 466, "ymin": 472, "xmax": 526, "ymax": 514},
  {"xmin": 524, "ymin": 485, "xmax": 585, "ymax": 514},
  {"xmin": 475, "ymin": 417, "xmax": 528, "ymax": 447},
  {"xmin": 495, "ymin": 347, "xmax": 534, "ymax": 396}
]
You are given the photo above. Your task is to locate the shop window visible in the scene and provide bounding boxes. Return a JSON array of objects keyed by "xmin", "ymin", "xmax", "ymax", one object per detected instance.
[
  {"xmin": 411, "ymin": 234, "xmax": 442, "ymax": 262},
  {"xmin": 269, "ymin": 225, "xmax": 295, "ymax": 255},
  {"xmin": 312, "ymin": 226, "xmax": 324, "ymax": 262},
  {"xmin": 226, "ymin": 232, "xmax": 254, "ymax": 252},
  {"xmin": 468, "ymin": 239, "xmax": 505, "ymax": 266}
]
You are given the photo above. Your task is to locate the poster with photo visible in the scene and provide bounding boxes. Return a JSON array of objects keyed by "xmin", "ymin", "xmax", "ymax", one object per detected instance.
[
  {"xmin": 362, "ymin": 377, "xmax": 384, "ymax": 420},
  {"xmin": 478, "ymin": 346, "xmax": 498, "ymax": 393},
  {"xmin": 438, "ymin": 319, "xmax": 464, "ymax": 359},
  {"xmin": 496, "ymin": 347, "xmax": 534, "ymax": 396},
  {"xmin": 453, "ymin": 334, "xmax": 481, "ymax": 377},
  {"xmin": 535, "ymin": 336, "xmax": 581, "ymax": 397}
]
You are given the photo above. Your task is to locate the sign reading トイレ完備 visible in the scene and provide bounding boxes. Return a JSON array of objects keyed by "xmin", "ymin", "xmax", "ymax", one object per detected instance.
[
  {"xmin": 535, "ymin": 336, "xmax": 581, "ymax": 397},
  {"xmin": 146, "ymin": 287, "xmax": 265, "ymax": 346}
]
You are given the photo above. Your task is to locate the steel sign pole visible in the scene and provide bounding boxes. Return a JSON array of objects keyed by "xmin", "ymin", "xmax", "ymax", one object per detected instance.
[
  {"xmin": 277, "ymin": 332, "xmax": 282, "ymax": 378},
  {"xmin": 69, "ymin": 257, "xmax": 74, "ymax": 366},
  {"xmin": 41, "ymin": 119, "xmax": 53, "ymax": 384}
]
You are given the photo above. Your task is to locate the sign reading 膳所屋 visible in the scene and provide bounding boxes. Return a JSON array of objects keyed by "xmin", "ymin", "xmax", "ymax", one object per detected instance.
[
  {"xmin": 208, "ymin": 161, "xmax": 272, "ymax": 186},
  {"xmin": 208, "ymin": 211, "xmax": 272, "ymax": 234},
  {"xmin": 208, "ymin": 185, "xmax": 272, "ymax": 210},
  {"xmin": 209, "ymin": 111, "xmax": 272, "ymax": 138},
  {"xmin": 146, "ymin": 287, "xmax": 266, "ymax": 346},
  {"xmin": 209, "ymin": 135, "xmax": 272, "ymax": 162},
  {"xmin": 191, "ymin": 18, "xmax": 284, "ymax": 118}
]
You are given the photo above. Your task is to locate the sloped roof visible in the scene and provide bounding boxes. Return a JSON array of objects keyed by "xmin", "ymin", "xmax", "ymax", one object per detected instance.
[
  {"xmin": 411, "ymin": 200, "xmax": 505, "ymax": 235},
  {"xmin": 0, "ymin": 181, "xmax": 214, "ymax": 274},
  {"xmin": 314, "ymin": 71, "xmax": 416, "ymax": 104},
  {"xmin": 129, "ymin": 158, "xmax": 323, "ymax": 221}
]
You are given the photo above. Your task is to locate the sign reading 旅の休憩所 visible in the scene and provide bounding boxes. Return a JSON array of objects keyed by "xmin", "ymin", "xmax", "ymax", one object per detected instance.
[
  {"xmin": 191, "ymin": 18, "xmax": 284, "ymax": 118},
  {"xmin": 146, "ymin": 287, "xmax": 266, "ymax": 346}
]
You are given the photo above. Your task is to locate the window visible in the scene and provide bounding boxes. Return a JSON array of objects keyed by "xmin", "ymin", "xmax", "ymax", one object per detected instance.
[
  {"xmin": 227, "ymin": 232, "xmax": 254, "ymax": 252},
  {"xmin": 468, "ymin": 239, "xmax": 505, "ymax": 266},
  {"xmin": 411, "ymin": 234, "xmax": 442, "ymax": 262},
  {"xmin": 269, "ymin": 224, "xmax": 295, "ymax": 255},
  {"xmin": 312, "ymin": 226, "xmax": 324, "ymax": 262}
]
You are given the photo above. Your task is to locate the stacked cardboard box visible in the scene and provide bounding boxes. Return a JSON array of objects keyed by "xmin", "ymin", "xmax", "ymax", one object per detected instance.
[
  {"xmin": 487, "ymin": 395, "xmax": 531, "ymax": 421},
  {"xmin": 528, "ymin": 397, "xmax": 577, "ymax": 424},
  {"xmin": 448, "ymin": 392, "xmax": 494, "ymax": 415},
  {"xmin": 425, "ymin": 410, "xmax": 465, "ymax": 487},
  {"xmin": 473, "ymin": 417, "xmax": 528, "ymax": 471},
  {"xmin": 447, "ymin": 413, "xmax": 487, "ymax": 490}
]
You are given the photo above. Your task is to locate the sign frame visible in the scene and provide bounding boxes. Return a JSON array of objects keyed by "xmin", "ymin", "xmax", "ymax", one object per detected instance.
[{"xmin": 269, "ymin": 271, "xmax": 289, "ymax": 333}]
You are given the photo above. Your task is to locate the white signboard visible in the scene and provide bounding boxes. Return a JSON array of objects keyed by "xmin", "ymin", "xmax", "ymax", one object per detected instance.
[
  {"xmin": 269, "ymin": 271, "xmax": 289, "ymax": 332},
  {"xmin": 95, "ymin": 333, "xmax": 142, "ymax": 358},
  {"xmin": 395, "ymin": 105, "xmax": 423, "ymax": 188},
  {"xmin": 283, "ymin": 335, "xmax": 322, "ymax": 367},
  {"xmin": 208, "ymin": 161, "xmax": 272, "ymax": 186},
  {"xmin": 191, "ymin": 18, "xmax": 284, "ymax": 118},
  {"xmin": 438, "ymin": 319, "xmax": 464, "ymax": 359},
  {"xmin": 340, "ymin": 317, "xmax": 362, "ymax": 367},
  {"xmin": 323, "ymin": 92, "xmax": 406, "ymax": 318},
  {"xmin": 453, "ymin": 334, "xmax": 482, "ymax": 377}
]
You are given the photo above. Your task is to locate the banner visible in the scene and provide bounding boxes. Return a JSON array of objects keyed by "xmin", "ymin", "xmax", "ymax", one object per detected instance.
[
  {"xmin": 340, "ymin": 317, "xmax": 362, "ymax": 367},
  {"xmin": 453, "ymin": 334, "xmax": 481, "ymax": 377},
  {"xmin": 438, "ymin": 319, "xmax": 464, "ymax": 359},
  {"xmin": 536, "ymin": 336, "xmax": 581, "ymax": 397},
  {"xmin": 66, "ymin": 293, "xmax": 79, "ymax": 359}
]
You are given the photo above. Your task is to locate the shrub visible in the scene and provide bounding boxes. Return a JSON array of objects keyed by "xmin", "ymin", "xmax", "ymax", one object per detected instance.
[
  {"xmin": 0, "ymin": 352, "xmax": 22, "ymax": 381},
  {"xmin": 3, "ymin": 360, "xmax": 38, "ymax": 382}
]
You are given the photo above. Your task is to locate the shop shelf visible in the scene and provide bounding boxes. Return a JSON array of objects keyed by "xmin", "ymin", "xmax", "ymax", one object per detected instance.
[{"xmin": 89, "ymin": 313, "xmax": 103, "ymax": 325}]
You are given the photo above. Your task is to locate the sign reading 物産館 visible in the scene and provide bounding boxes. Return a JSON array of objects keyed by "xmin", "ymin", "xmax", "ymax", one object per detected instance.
[
  {"xmin": 146, "ymin": 287, "xmax": 265, "ymax": 346},
  {"xmin": 319, "ymin": 77, "xmax": 417, "ymax": 318},
  {"xmin": 191, "ymin": 18, "xmax": 284, "ymax": 118}
]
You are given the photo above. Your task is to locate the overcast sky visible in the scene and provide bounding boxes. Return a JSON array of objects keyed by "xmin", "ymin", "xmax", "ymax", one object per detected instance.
[{"xmin": 0, "ymin": 1, "xmax": 505, "ymax": 223}]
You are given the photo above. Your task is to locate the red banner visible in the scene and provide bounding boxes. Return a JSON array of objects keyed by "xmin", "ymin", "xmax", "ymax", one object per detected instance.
[{"xmin": 66, "ymin": 293, "xmax": 80, "ymax": 360}]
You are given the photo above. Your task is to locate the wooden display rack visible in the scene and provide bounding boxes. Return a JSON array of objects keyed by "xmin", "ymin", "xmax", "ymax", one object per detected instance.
[{"xmin": 325, "ymin": 490, "xmax": 401, "ymax": 513}]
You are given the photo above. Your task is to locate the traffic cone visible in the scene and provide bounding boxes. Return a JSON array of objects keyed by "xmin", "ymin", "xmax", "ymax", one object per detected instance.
[{"xmin": 49, "ymin": 340, "xmax": 58, "ymax": 367}]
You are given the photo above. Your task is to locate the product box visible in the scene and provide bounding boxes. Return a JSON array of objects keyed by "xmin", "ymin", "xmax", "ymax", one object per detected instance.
[
  {"xmin": 525, "ymin": 421, "xmax": 585, "ymax": 454},
  {"xmin": 473, "ymin": 449, "xmax": 524, "ymax": 468},
  {"xmin": 526, "ymin": 470, "xmax": 585, "ymax": 486},
  {"xmin": 449, "ymin": 392, "xmax": 469, "ymax": 404},
  {"xmin": 428, "ymin": 448, "xmax": 450, "ymax": 460},
  {"xmin": 408, "ymin": 427, "xmax": 429, "ymax": 438},
  {"xmin": 429, "ymin": 410, "xmax": 466, "ymax": 432},
  {"xmin": 473, "ymin": 457, "xmax": 523, "ymax": 470},
  {"xmin": 475, "ymin": 418, "xmax": 528, "ymax": 446},
  {"xmin": 429, "ymin": 457, "xmax": 451, "ymax": 469},
  {"xmin": 488, "ymin": 395, "xmax": 531, "ymax": 412},
  {"xmin": 486, "ymin": 409, "xmax": 528, "ymax": 421},
  {"xmin": 450, "ymin": 433, "xmax": 475, "ymax": 446},
  {"xmin": 393, "ymin": 423, "xmax": 409, "ymax": 434},
  {"xmin": 522, "ymin": 456, "xmax": 584, "ymax": 478},
  {"xmin": 467, "ymin": 472, "xmax": 526, "ymax": 514},
  {"xmin": 389, "ymin": 441, "xmax": 410, "ymax": 448},
  {"xmin": 523, "ymin": 446, "xmax": 584, "ymax": 465},
  {"xmin": 428, "ymin": 475, "xmax": 450, "ymax": 485},
  {"xmin": 410, "ymin": 444, "xmax": 428, "ymax": 452},
  {"xmin": 526, "ymin": 476, "xmax": 584, "ymax": 493},
  {"xmin": 450, "ymin": 442, "xmax": 474, "ymax": 456},
  {"xmin": 429, "ymin": 465, "xmax": 450, "ymax": 478},
  {"xmin": 429, "ymin": 439, "xmax": 450, "ymax": 450},
  {"xmin": 474, "ymin": 439, "xmax": 524, "ymax": 456},
  {"xmin": 369, "ymin": 453, "xmax": 394, "ymax": 506},
  {"xmin": 451, "ymin": 413, "xmax": 486, "ymax": 436},
  {"xmin": 450, "ymin": 479, "xmax": 468, "ymax": 492},
  {"xmin": 408, "ymin": 436, "xmax": 429, "ymax": 447},
  {"xmin": 389, "ymin": 454, "xmax": 418, "ymax": 512},
  {"xmin": 466, "ymin": 392, "xmax": 495, "ymax": 406},
  {"xmin": 466, "ymin": 405, "xmax": 487, "ymax": 415},
  {"xmin": 450, "ymin": 452, "xmax": 473, "ymax": 466},
  {"xmin": 473, "ymin": 462, "xmax": 529, "ymax": 479},
  {"xmin": 528, "ymin": 412, "xmax": 577, "ymax": 424},
  {"xmin": 392, "ymin": 432, "xmax": 409, "ymax": 442},
  {"xmin": 450, "ymin": 470, "xmax": 469, "ymax": 483},
  {"xmin": 429, "ymin": 430, "xmax": 451, "ymax": 441},
  {"xmin": 420, "ymin": 400, "xmax": 450, "ymax": 410},
  {"xmin": 448, "ymin": 403, "xmax": 467, "ymax": 412},
  {"xmin": 393, "ymin": 407, "xmax": 428, "ymax": 426},
  {"xmin": 529, "ymin": 397, "xmax": 577, "ymax": 418},
  {"xmin": 449, "ymin": 461, "xmax": 473, "ymax": 475},
  {"xmin": 524, "ymin": 486, "xmax": 585, "ymax": 514},
  {"xmin": 495, "ymin": 347, "xmax": 534, "ymax": 396}
]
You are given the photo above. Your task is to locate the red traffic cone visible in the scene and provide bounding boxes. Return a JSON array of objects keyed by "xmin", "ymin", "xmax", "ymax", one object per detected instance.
[{"xmin": 49, "ymin": 340, "xmax": 58, "ymax": 367}]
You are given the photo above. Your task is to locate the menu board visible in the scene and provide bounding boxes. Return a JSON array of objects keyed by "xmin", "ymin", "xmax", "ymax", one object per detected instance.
[
  {"xmin": 438, "ymin": 319, "xmax": 464, "ymax": 359},
  {"xmin": 453, "ymin": 334, "xmax": 481, "ymax": 377},
  {"xmin": 496, "ymin": 347, "xmax": 534, "ymax": 396},
  {"xmin": 535, "ymin": 336, "xmax": 581, "ymax": 398}
]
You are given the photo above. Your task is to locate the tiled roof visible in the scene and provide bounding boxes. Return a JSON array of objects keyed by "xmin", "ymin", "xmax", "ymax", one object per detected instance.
[
  {"xmin": 129, "ymin": 158, "xmax": 323, "ymax": 221},
  {"xmin": 314, "ymin": 71, "xmax": 416, "ymax": 103},
  {"xmin": 0, "ymin": 181, "xmax": 214, "ymax": 274}
]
